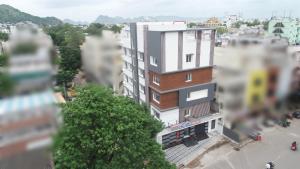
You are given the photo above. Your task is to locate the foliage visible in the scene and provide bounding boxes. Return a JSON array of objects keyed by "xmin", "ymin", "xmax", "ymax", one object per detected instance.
[
  {"xmin": 0, "ymin": 32, "xmax": 8, "ymax": 41},
  {"xmin": 85, "ymin": 23, "xmax": 105, "ymax": 36},
  {"xmin": 0, "ymin": 4, "xmax": 62, "ymax": 26},
  {"xmin": 12, "ymin": 43, "xmax": 37, "ymax": 55},
  {"xmin": 85, "ymin": 23, "xmax": 123, "ymax": 35},
  {"xmin": 0, "ymin": 53, "xmax": 8, "ymax": 67},
  {"xmin": 0, "ymin": 72, "xmax": 14, "ymax": 97},
  {"xmin": 216, "ymin": 27, "xmax": 228, "ymax": 35},
  {"xmin": 53, "ymin": 85, "xmax": 175, "ymax": 169},
  {"xmin": 262, "ymin": 21, "xmax": 269, "ymax": 31},
  {"xmin": 45, "ymin": 24, "xmax": 85, "ymax": 85},
  {"xmin": 232, "ymin": 19, "xmax": 262, "ymax": 28},
  {"xmin": 187, "ymin": 22, "xmax": 197, "ymax": 28},
  {"xmin": 45, "ymin": 24, "xmax": 84, "ymax": 47},
  {"xmin": 110, "ymin": 25, "xmax": 123, "ymax": 33}
]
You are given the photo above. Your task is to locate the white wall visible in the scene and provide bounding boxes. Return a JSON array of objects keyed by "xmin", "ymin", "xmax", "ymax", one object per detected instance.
[
  {"xmin": 165, "ymin": 32, "xmax": 178, "ymax": 72},
  {"xmin": 151, "ymin": 106, "xmax": 179, "ymax": 126},
  {"xmin": 187, "ymin": 89, "xmax": 208, "ymax": 101},
  {"xmin": 182, "ymin": 31, "xmax": 197, "ymax": 69},
  {"xmin": 200, "ymin": 30, "xmax": 212, "ymax": 67},
  {"xmin": 137, "ymin": 25, "xmax": 144, "ymax": 52}
]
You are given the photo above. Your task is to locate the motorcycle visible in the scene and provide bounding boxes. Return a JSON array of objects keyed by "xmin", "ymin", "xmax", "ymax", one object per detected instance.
[
  {"xmin": 265, "ymin": 162, "xmax": 275, "ymax": 169},
  {"xmin": 291, "ymin": 141, "xmax": 297, "ymax": 151}
]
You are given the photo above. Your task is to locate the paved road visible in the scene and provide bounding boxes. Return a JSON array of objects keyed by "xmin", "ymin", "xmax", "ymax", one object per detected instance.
[{"xmin": 194, "ymin": 119, "xmax": 300, "ymax": 169}]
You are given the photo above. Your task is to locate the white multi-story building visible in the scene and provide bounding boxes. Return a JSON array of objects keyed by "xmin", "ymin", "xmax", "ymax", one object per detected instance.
[
  {"xmin": 121, "ymin": 22, "xmax": 223, "ymax": 149},
  {"xmin": 81, "ymin": 30, "xmax": 123, "ymax": 95}
]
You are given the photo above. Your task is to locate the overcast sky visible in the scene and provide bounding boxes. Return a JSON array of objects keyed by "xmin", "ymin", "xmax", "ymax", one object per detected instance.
[{"xmin": 0, "ymin": 0, "xmax": 299, "ymax": 22}]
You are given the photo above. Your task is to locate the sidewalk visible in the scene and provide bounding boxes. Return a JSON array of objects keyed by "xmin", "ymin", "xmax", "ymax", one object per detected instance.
[{"xmin": 164, "ymin": 132, "xmax": 226, "ymax": 168}]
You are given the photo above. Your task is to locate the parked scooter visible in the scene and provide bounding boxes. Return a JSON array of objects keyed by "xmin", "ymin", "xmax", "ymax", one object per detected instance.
[
  {"xmin": 265, "ymin": 162, "xmax": 275, "ymax": 169},
  {"xmin": 291, "ymin": 141, "xmax": 297, "ymax": 151}
]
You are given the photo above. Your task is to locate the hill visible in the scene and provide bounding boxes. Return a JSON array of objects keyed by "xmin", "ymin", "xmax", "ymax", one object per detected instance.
[{"xmin": 0, "ymin": 4, "xmax": 62, "ymax": 25}]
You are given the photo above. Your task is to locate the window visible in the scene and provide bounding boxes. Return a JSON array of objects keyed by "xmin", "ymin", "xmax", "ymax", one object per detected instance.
[
  {"xmin": 186, "ymin": 73, "xmax": 192, "ymax": 82},
  {"xmin": 186, "ymin": 54, "xmax": 193, "ymax": 62},
  {"xmin": 139, "ymin": 52, "xmax": 144, "ymax": 61},
  {"xmin": 184, "ymin": 109, "xmax": 191, "ymax": 117},
  {"xmin": 139, "ymin": 68, "xmax": 145, "ymax": 78},
  {"xmin": 153, "ymin": 109, "xmax": 160, "ymax": 119},
  {"xmin": 140, "ymin": 84, "xmax": 145, "ymax": 94},
  {"xmin": 187, "ymin": 89, "xmax": 208, "ymax": 101},
  {"xmin": 153, "ymin": 92, "xmax": 160, "ymax": 103},
  {"xmin": 211, "ymin": 120, "xmax": 216, "ymax": 129},
  {"xmin": 150, "ymin": 56, "xmax": 158, "ymax": 66},
  {"xmin": 124, "ymin": 62, "xmax": 128, "ymax": 69},
  {"xmin": 153, "ymin": 75, "xmax": 160, "ymax": 85}
]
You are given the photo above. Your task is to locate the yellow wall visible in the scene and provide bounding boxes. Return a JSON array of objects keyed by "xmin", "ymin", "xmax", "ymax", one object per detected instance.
[{"xmin": 246, "ymin": 70, "xmax": 267, "ymax": 107}]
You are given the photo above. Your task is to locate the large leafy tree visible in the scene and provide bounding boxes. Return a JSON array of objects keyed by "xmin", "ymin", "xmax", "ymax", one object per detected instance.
[
  {"xmin": 53, "ymin": 85, "xmax": 175, "ymax": 169},
  {"xmin": 45, "ymin": 24, "xmax": 84, "ymax": 86},
  {"xmin": 0, "ymin": 32, "xmax": 8, "ymax": 41}
]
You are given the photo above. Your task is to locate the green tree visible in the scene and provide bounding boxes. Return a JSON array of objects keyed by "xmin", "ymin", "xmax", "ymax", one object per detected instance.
[
  {"xmin": 110, "ymin": 25, "xmax": 122, "ymax": 34},
  {"xmin": 187, "ymin": 22, "xmax": 197, "ymax": 28},
  {"xmin": 85, "ymin": 23, "xmax": 105, "ymax": 36},
  {"xmin": 0, "ymin": 72, "xmax": 14, "ymax": 97},
  {"xmin": 0, "ymin": 53, "xmax": 8, "ymax": 67},
  {"xmin": 53, "ymin": 85, "xmax": 175, "ymax": 169},
  {"xmin": 262, "ymin": 21, "xmax": 269, "ymax": 31},
  {"xmin": 216, "ymin": 27, "xmax": 228, "ymax": 35},
  {"xmin": 0, "ymin": 32, "xmax": 8, "ymax": 41},
  {"xmin": 45, "ymin": 24, "xmax": 85, "ymax": 86}
]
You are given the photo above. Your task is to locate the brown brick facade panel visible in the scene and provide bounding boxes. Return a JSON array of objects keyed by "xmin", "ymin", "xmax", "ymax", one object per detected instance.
[
  {"xmin": 0, "ymin": 135, "xmax": 50, "ymax": 158},
  {"xmin": 150, "ymin": 89, "xmax": 178, "ymax": 110},
  {"xmin": 149, "ymin": 67, "xmax": 212, "ymax": 91},
  {"xmin": 0, "ymin": 115, "xmax": 53, "ymax": 133}
]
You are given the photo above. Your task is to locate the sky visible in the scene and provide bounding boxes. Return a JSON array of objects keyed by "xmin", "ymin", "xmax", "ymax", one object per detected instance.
[{"xmin": 0, "ymin": 0, "xmax": 299, "ymax": 22}]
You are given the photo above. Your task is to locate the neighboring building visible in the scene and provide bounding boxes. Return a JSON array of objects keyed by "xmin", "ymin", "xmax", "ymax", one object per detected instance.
[
  {"xmin": 0, "ymin": 22, "xmax": 59, "ymax": 168},
  {"xmin": 224, "ymin": 14, "xmax": 242, "ymax": 28},
  {"xmin": 205, "ymin": 17, "xmax": 223, "ymax": 27},
  {"xmin": 81, "ymin": 30, "xmax": 123, "ymax": 95},
  {"xmin": 268, "ymin": 17, "xmax": 300, "ymax": 45},
  {"xmin": 214, "ymin": 37, "xmax": 292, "ymax": 143},
  {"xmin": 3, "ymin": 22, "xmax": 54, "ymax": 94},
  {"xmin": 121, "ymin": 22, "xmax": 222, "ymax": 149}
]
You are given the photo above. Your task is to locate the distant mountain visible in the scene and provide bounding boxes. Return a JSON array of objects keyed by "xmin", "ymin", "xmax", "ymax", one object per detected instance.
[
  {"xmin": 0, "ymin": 4, "xmax": 62, "ymax": 25},
  {"xmin": 94, "ymin": 15, "xmax": 206, "ymax": 24},
  {"xmin": 63, "ymin": 19, "xmax": 89, "ymax": 25}
]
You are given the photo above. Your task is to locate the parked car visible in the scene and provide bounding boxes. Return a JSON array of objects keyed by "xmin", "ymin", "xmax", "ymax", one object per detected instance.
[{"xmin": 292, "ymin": 111, "xmax": 300, "ymax": 119}]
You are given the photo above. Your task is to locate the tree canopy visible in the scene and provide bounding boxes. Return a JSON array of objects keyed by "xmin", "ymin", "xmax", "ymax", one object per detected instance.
[
  {"xmin": 85, "ymin": 23, "xmax": 123, "ymax": 36},
  {"xmin": 0, "ymin": 32, "xmax": 8, "ymax": 41},
  {"xmin": 45, "ymin": 24, "xmax": 84, "ymax": 86},
  {"xmin": 53, "ymin": 85, "xmax": 175, "ymax": 169}
]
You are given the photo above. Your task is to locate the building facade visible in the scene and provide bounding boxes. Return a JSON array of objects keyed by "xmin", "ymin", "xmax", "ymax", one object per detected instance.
[
  {"xmin": 268, "ymin": 17, "xmax": 300, "ymax": 45},
  {"xmin": 121, "ymin": 22, "xmax": 222, "ymax": 149},
  {"xmin": 81, "ymin": 30, "xmax": 123, "ymax": 95}
]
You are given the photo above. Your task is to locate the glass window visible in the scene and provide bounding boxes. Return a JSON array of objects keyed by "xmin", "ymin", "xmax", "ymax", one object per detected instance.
[
  {"xmin": 211, "ymin": 120, "xmax": 216, "ymax": 129},
  {"xmin": 186, "ymin": 73, "xmax": 192, "ymax": 82},
  {"xmin": 153, "ymin": 75, "xmax": 160, "ymax": 85},
  {"xmin": 153, "ymin": 109, "xmax": 160, "ymax": 119},
  {"xmin": 186, "ymin": 54, "xmax": 193, "ymax": 62},
  {"xmin": 153, "ymin": 92, "xmax": 160, "ymax": 103},
  {"xmin": 150, "ymin": 56, "xmax": 158, "ymax": 66}
]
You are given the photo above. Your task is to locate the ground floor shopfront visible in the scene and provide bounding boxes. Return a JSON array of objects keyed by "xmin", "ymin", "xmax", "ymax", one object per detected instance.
[{"xmin": 157, "ymin": 114, "xmax": 223, "ymax": 149}]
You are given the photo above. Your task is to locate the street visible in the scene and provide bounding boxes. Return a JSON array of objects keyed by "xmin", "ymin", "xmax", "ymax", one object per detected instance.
[{"xmin": 187, "ymin": 119, "xmax": 300, "ymax": 169}]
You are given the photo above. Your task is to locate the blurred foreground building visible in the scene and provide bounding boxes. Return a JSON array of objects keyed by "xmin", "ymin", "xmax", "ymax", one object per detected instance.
[
  {"xmin": 214, "ymin": 37, "xmax": 294, "ymax": 143},
  {"xmin": 121, "ymin": 22, "xmax": 223, "ymax": 149},
  {"xmin": 81, "ymin": 30, "xmax": 123, "ymax": 95},
  {"xmin": 268, "ymin": 17, "xmax": 300, "ymax": 45},
  {"xmin": 0, "ymin": 22, "xmax": 60, "ymax": 169}
]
